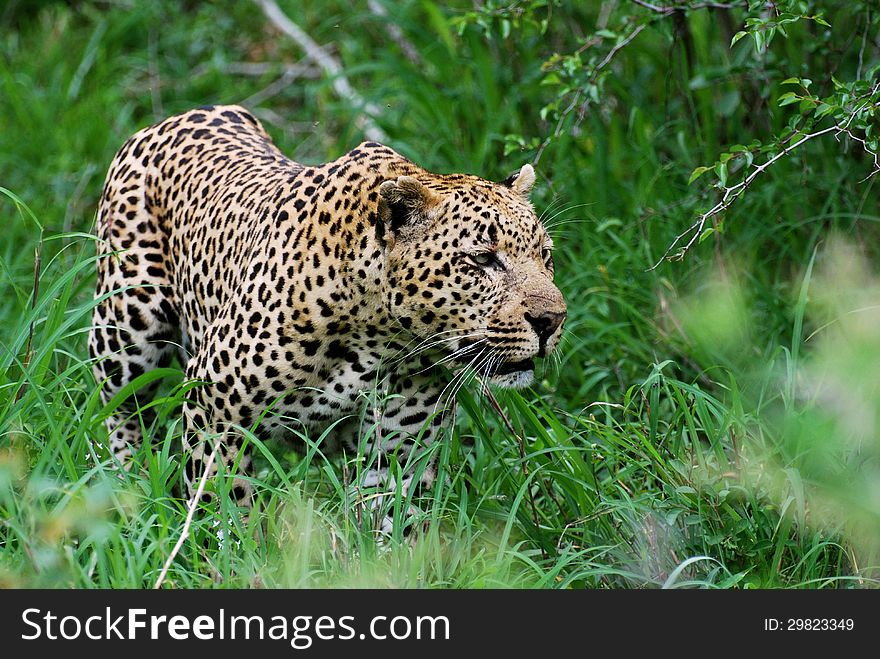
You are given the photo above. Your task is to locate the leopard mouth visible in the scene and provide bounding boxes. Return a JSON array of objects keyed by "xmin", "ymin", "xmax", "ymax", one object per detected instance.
[
  {"xmin": 445, "ymin": 350, "xmax": 535, "ymax": 389},
  {"xmin": 446, "ymin": 340, "xmax": 536, "ymax": 380},
  {"xmin": 481, "ymin": 358, "xmax": 535, "ymax": 376},
  {"xmin": 448, "ymin": 352, "xmax": 535, "ymax": 376}
]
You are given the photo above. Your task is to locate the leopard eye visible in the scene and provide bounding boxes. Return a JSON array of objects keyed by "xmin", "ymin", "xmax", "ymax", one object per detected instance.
[
  {"xmin": 469, "ymin": 251, "xmax": 500, "ymax": 268},
  {"xmin": 542, "ymin": 247, "xmax": 554, "ymax": 267}
]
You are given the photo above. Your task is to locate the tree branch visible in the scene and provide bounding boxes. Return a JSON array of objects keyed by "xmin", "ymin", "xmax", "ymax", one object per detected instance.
[
  {"xmin": 534, "ymin": 23, "xmax": 647, "ymax": 166},
  {"xmin": 253, "ymin": 0, "xmax": 388, "ymax": 143},
  {"xmin": 650, "ymin": 82, "xmax": 880, "ymax": 269},
  {"xmin": 631, "ymin": 0, "xmax": 748, "ymax": 14},
  {"xmin": 367, "ymin": 0, "xmax": 422, "ymax": 66}
]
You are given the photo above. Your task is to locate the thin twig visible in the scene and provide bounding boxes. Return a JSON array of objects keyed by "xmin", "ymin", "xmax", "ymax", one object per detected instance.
[
  {"xmin": 595, "ymin": 23, "xmax": 647, "ymax": 72},
  {"xmin": 192, "ymin": 60, "xmax": 319, "ymax": 78},
  {"xmin": 62, "ymin": 163, "xmax": 97, "ymax": 240},
  {"xmin": 254, "ymin": 0, "xmax": 388, "ymax": 142},
  {"xmin": 15, "ymin": 245, "xmax": 41, "ymax": 403},
  {"xmin": 630, "ymin": 0, "xmax": 748, "ymax": 13},
  {"xmin": 652, "ymin": 124, "xmax": 838, "ymax": 268},
  {"xmin": 651, "ymin": 83, "xmax": 880, "ymax": 269},
  {"xmin": 536, "ymin": 0, "xmax": 744, "ymax": 166},
  {"xmin": 241, "ymin": 66, "xmax": 306, "ymax": 108},
  {"xmin": 154, "ymin": 437, "xmax": 222, "ymax": 589},
  {"xmin": 148, "ymin": 29, "xmax": 164, "ymax": 120},
  {"xmin": 482, "ymin": 385, "xmax": 547, "ymax": 560},
  {"xmin": 856, "ymin": 7, "xmax": 869, "ymax": 81},
  {"xmin": 534, "ymin": 24, "xmax": 646, "ymax": 166},
  {"xmin": 367, "ymin": 0, "xmax": 422, "ymax": 66}
]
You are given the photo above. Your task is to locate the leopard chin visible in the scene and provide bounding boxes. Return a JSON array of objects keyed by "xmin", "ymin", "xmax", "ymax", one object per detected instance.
[{"xmin": 487, "ymin": 369, "xmax": 535, "ymax": 389}]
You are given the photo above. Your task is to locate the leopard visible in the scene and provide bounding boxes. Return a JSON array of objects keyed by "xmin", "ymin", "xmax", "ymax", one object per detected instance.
[{"xmin": 88, "ymin": 104, "xmax": 566, "ymax": 532}]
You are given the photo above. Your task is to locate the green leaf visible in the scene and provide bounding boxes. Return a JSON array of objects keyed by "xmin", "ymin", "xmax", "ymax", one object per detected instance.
[
  {"xmin": 730, "ymin": 30, "xmax": 748, "ymax": 46},
  {"xmin": 777, "ymin": 92, "xmax": 800, "ymax": 107},
  {"xmin": 715, "ymin": 161, "xmax": 728, "ymax": 187},
  {"xmin": 688, "ymin": 166, "xmax": 711, "ymax": 185},
  {"xmin": 718, "ymin": 90, "xmax": 740, "ymax": 117},
  {"xmin": 541, "ymin": 72, "xmax": 561, "ymax": 86},
  {"xmin": 754, "ymin": 30, "xmax": 765, "ymax": 53},
  {"xmin": 798, "ymin": 98, "xmax": 817, "ymax": 113}
]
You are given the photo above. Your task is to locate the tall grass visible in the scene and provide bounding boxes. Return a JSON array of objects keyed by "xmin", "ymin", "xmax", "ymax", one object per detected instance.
[{"xmin": 1, "ymin": 1, "xmax": 878, "ymax": 588}]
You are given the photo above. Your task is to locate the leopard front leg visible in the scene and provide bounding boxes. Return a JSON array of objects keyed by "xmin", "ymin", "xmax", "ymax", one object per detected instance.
[
  {"xmin": 180, "ymin": 326, "xmax": 257, "ymax": 513},
  {"xmin": 352, "ymin": 373, "xmax": 453, "ymax": 535}
]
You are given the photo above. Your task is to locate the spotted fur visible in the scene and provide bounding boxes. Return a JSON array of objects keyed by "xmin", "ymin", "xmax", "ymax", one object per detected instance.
[{"xmin": 89, "ymin": 105, "xmax": 565, "ymax": 529}]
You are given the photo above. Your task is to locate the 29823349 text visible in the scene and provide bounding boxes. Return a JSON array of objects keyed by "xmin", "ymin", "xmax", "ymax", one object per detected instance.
[{"xmin": 763, "ymin": 618, "xmax": 855, "ymax": 632}]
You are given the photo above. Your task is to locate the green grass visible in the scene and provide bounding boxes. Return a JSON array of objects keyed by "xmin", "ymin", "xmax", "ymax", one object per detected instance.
[{"xmin": 1, "ymin": 0, "xmax": 879, "ymax": 588}]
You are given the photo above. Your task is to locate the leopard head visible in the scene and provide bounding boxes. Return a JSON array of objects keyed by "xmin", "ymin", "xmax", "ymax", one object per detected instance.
[{"xmin": 377, "ymin": 164, "xmax": 566, "ymax": 388}]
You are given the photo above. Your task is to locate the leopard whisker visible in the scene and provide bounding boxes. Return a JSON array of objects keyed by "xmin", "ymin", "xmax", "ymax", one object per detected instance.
[
  {"xmin": 386, "ymin": 329, "xmax": 485, "ymax": 367},
  {"xmin": 433, "ymin": 345, "xmax": 492, "ymax": 416},
  {"xmin": 541, "ymin": 201, "xmax": 594, "ymax": 228},
  {"xmin": 392, "ymin": 329, "xmax": 483, "ymax": 361},
  {"xmin": 538, "ymin": 194, "xmax": 569, "ymax": 224},
  {"xmin": 409, "ymin": 337, "xmax": 489, "ymax": 378},
  {"xmin": 388, "ymin": 326, "xmax": 478, "ymax": 355},
  {"xmin": 447, "ymin": 349, "xmax": 499, "ymax": 405}
]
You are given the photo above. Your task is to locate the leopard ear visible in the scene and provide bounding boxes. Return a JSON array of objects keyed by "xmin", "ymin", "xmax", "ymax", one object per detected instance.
[
  {"xmin": 501, "ymin": 163, "xmax": 536, "ymax": 197},
  {"xmin": 378, "ymin": 176, "xmax": 439, "ymax": 233}
]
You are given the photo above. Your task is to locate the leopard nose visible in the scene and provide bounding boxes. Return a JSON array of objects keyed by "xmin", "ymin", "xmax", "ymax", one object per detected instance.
[{"xmin": 525, "ymin": 310, "xmax": 565, "ymax": 343}]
